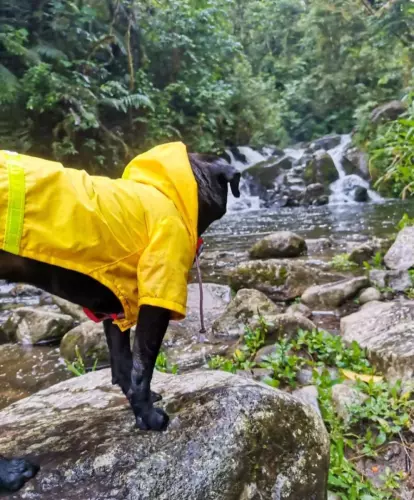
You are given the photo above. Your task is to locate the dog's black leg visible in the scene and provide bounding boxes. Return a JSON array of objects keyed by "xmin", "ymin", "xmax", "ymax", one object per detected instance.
[
  {"xmin": 103, "ymin": 320, "xmax": 162, "ymax": 403},
  {"xmin": 0, "ymin": 456, "xmax": 39, "ymax": 494},
  {"xmin": 127, "ymin": 305, "xmax": 170, "ymax": 431}
]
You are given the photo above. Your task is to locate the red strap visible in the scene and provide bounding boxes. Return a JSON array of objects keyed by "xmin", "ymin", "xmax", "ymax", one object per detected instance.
[{"xmin": 83, "ymin": 308, "xmax": 121, "ymax": 323}]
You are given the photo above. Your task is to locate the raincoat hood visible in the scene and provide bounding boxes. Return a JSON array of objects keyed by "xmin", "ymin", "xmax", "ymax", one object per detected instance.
[{"xmin": 122, "ymin": 142, "xmax": 198, "ymax": 252}]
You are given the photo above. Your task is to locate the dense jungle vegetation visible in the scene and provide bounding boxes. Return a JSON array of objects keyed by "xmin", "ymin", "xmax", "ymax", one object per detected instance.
[{"xmin": 0, "ymin": 0, "xmax": 413, "ymax": 187}]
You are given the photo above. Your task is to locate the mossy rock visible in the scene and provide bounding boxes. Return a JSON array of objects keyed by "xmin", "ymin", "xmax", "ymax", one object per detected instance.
[
  {"xmin": 250, "ymin": 231, "xmax": 307, "ymax": 259},
  {"xmin": 60, "ymin": 321, "xmax": 109, "ymax": 367},
  {"xmin": 229, "ymin": 259, "xmax": 345, "ymax": 301}
]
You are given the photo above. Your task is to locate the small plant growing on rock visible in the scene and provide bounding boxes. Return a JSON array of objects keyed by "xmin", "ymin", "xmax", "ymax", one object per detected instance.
[
  {"xmin": 363, "ymin": 251, "xmax": 385, "ymax": 271},
  {"xmin": 331, "ymin": 254, "xmax": 359, "ymax": 272},
  {"xmin": 65, "ymin": 345, "xmax": 98, "ymax": 377},
  {"xmin": 155, "ymin": 351, "xmax": 178, "ymax": 374},
  {"xmin": 397, "ymin": 213, "xmax": 414, "ymax": 231}
]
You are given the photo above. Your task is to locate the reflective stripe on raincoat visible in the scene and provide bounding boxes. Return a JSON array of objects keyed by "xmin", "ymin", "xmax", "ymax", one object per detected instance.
[{"xmin": 0, "ymin": 142, "xmax": 198, "ymax": 331}]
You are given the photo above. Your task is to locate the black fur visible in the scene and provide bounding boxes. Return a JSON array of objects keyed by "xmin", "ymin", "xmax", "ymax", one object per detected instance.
[{"xmin": 0, "ymin": 152, "xmax": 240, "ymax": 493}]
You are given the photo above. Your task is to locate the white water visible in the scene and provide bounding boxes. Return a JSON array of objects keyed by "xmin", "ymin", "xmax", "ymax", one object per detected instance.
[
  {"xmin": 226, "ymin": 147, "xmax": 270, "ymax": 212},
  {"xmin": 226, "ymin": 135, "xmax": 382, "ymax": 211},
  {"xmin": 328, "ymin": 134, "xmax": 383, "ymax": 204}
]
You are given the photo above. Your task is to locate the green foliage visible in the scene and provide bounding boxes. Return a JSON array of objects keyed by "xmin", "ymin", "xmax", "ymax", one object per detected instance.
[
  {"xmin": 368, "ymin": 97, "xmax": 414, "ymax": 198},
  {"xmin": 330, "ymin": 253, "xmax": 359, "ymax": 272},
  {"xmin": 363, "ymin": 251, "xmax": 385, "ymax": 271},
  {"xmin": 155, "ymin": 351, "xmax": 178, "ymax": 375},
  {"xmin": 65, "ymin": 345, "xmax": 98, "ymax": 377},
  {"xmin": 397, "ymin": 212, "xmax": 414, "ymax": 230},
  {"xmin": 0, "ymin": 0, "xmax": 412, "ymax": 169},
  {"xmin": 209, "ymin": 318, "xmax": 411, "ymax": 497}
]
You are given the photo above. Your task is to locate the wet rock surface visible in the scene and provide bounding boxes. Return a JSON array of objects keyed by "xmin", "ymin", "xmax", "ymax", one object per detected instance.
[
  {"xmin": 1, "ymin": 370, "xmax": 330, "ymax": 500},
  {"xmin": 384, "ymin": 226, "xmax": 414, "ymax": 271},
  {"xmin": 341, "ymin": 300, "xmax": 414, "ymax": 381},
  {"xmin": 229, "ymin": 259, "xmax": 345, "ymax": 301},
  {"xmin": 60, "ymin": 322, "xmax": 109, "ymax": 366},
  {"xmin": 0, "ymin": 307, "xmax": 75, "ymax": 345},
  {"xmin": 212, "ymin": 288, "xmax": 284, "ymax": 339},
  {"xmin": 301, "ymin": 277, "xmax": 369, "ymax": 310},
  {"xmin": 249, "ymin": 231, "xmax": 307, "ymax": 259}
]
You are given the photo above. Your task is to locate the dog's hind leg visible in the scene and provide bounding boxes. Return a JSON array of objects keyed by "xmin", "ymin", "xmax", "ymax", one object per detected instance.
[
  {"xmin": 103, "ymin": 320, "xmax": 162, "ymax": 404},
  {"xmin": 127, "ymin": 305, "xmax": 170, "ymax": 431}
]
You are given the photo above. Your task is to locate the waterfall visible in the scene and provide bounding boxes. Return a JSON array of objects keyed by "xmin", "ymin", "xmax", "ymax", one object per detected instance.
[
  {"xmin": 328, "ymin": 135, "xmax": 382, "ymax": 204},
  {"xmin": 226, "ymin": 147, "xmax": 270, "ymax": 212}
]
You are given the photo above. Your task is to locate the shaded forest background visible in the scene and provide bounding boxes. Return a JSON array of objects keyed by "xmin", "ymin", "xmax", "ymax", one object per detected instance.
[{"xmin": 0, "ymin": 0, "xmax": 413, "ymax": 179}]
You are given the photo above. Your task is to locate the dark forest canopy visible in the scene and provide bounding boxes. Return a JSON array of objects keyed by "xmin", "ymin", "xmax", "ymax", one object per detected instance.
[{"xmin": 0, "ymin": 0, "xmax": 412, "ymax": 174}]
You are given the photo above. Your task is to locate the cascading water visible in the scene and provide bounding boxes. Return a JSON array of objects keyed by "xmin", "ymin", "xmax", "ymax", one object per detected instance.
[
  {"xmin": 225, "ymin": 134, "xmax": 382, "ymax": 212},
  {"xmin": 226, "ymin": 147, "xmax": 270, "ymax": 212},
  {"xmin": 328, "ymin": 135, "xmax": 382, "ymax": 204}
]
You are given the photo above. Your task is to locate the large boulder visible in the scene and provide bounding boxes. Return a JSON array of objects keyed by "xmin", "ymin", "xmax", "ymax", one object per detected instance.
[
  {"xmin": 370, "ymin": 100, "xmax": 406, "ymax": 124},
  {"xmin": 51, "ymin": 296, "xmax": 88, "ymax": 323},
  {"xmin": 341, "ymin": 300, "xmax": 414, "ymax": 381},
  {"xmin": 369, "ymin": 269, "xmax": 411, "ymax": 292},
  {"xmin": 212, "ymin": 288, "xmax": 283, "ymax": 339},
  {"xmin": 309, "ymin": 134, "xmax": 341, "ymax": 151},
  {"xmin": 229, "ymin": 260, "xmax": 345, "ymax": 302},
  {"xmin": 301, "ymin": 277, "xmax": 369, "ymax": 310},
  {"xmin": 60, "ymin": 322, "xmax": 109, "ymax": 366},
  {"xmin": 0, "ymin": 308, "xmax": 75, "ymax": 345},
  {"xmin": 304, "ymin": 151, "xmax": 338, "ymax": 186},
  {"xmin": 0, "ymin": 370, "xmax": 330, "ymax": 500},
  {"xmin": 349, "ymin": 244, "xmax": 375, "ymax": 266},
  {"xmin": 249, "ymin": 231, "xmax": 307, "ymax": 259},
  {"xmin": 384, "ymin": 226, "xmax": 414, "ymax": 271}
]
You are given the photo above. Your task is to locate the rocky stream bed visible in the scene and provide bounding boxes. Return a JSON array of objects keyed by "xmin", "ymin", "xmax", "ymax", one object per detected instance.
[{"xmin": 2, "ymin": 134, "xmax": 414, "ymax": 498}]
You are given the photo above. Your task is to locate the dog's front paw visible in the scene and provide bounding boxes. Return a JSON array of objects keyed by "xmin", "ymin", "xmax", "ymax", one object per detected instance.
[
  {"xmin": 136, "ymin": 407, "xmax": 169, "ymax": 431},
  {"xmin": 0, "ymin": 457, "xmax": 39, "ymax": 493}
]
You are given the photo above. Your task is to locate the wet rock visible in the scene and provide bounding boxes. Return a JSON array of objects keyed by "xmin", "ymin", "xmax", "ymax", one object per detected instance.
[
  {"xmin": 167, "ymin": 343, "xmax": 230, "ymax": 372},
  {"xmin": 359, "ymin": 287, "xmax": 382, "ymax": 305},
  {"xmin": 384, "ymin": 226, "xmax": 414, "ymax": 271},
  {"xmin": 255, "ymin": 313, "xmax": 316, "ymax": 343},
  {"xmin": 243, "ymin": 156, "xmax": 292, "ymax": 192},
  {"xmin": 371, "ymin": 100, "xmax": 406, "ymax": 124},
  {"xmin": 354, "ymin": 186, "xmax": 368, "ymax": 202},
  {"xmin": 286, "ymin": 302, "xmax": 312, "ymax": 318},
  {"xmin": 9, "ymin": 284, "xmax": 43, "ymax": 298},
  {"xmin": 369, "ymin": 269, "xmax": 412, "ymax": 292},
  {"xmin": 306, "ymin": 238, "xmax": 332, "ymax": 255},
  {"xmin": 310, "ymin": 134, "xmax": 342, "ymax": 151},
  {"xmin": 60, "ymin": 322, "xmax": 109, "ymax": 366},
  {"xmin": 341, "ymin": 300, "xmax": 414, "ymax": 381},
  {"xmin": 331, "ymin": 382, "xmax": 367, "ymax": 423},
  {"xmin": 249, "ymin": 231, "xmax": 307, "ymax": 259},
  {"xmin": 304, "ymin": 151, "xmax": 338, "ymax": 186},
  {"xmin": 301, "ymin": 277, "xmax": 369, "ymax": 310},
  {"xmin": 229, "ymin": 259, "xmax": 345, "ymax": 302},
  {"xmin": 0, "ymin": 370, "xmax": 330, "ymax": 500},
  {"xmin": 292, "ymin": 386, "xmax": 321, "ymax": 417},
  {"xmin": 349, "ymin": 244, "xmax": 375, "ymax": 266},
  {"xmin": 166, "ymin": 284, "xmax": 231, "ymax": 345},
  {"xmin": 212, "ymin": 289, "xmax": 283, "ymax": 339},
  {"xmin": 51, "ymin": 296, "xmax": 87, "ymax": 323},
  {"xmin": 301, "ymin": 183, "xmax": 326, "ymax": 205},
  {"xmin": 344, "ymin": 146, "xmax": 369, "ymax": 179},
  {"xmin": 0, "ymin": 308, "xmax": 74, "ymax": 345}
]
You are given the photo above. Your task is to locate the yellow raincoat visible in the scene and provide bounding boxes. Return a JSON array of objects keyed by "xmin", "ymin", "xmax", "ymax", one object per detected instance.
[{"xmin": 0, "ymin": 142, "xmax": 198, "ymax": 331}]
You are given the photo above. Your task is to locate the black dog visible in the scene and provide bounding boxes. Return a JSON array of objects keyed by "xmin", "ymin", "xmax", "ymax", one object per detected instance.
[{"xmin": 0, "ymin": 149, "xmax": 240, "ymax": 494}]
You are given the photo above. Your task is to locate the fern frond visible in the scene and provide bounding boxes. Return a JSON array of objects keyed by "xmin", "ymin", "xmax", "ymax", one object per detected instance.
[{"xmin": 100, "ymin": 93, "xmax": 154, "ymax": 113}]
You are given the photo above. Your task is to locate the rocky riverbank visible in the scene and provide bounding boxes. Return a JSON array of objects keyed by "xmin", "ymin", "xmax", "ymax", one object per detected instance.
[{"xmin": 2, "ymin": 221, "xmax": 414, "ymax": 497}]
